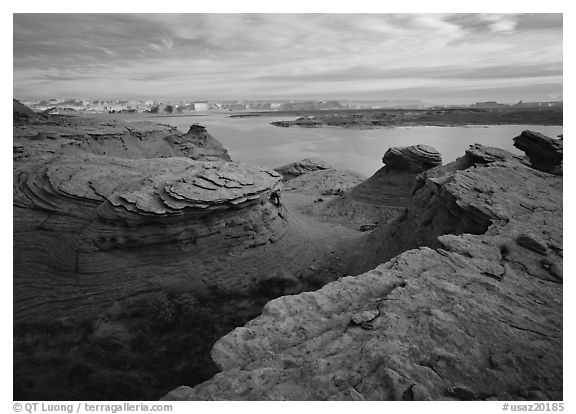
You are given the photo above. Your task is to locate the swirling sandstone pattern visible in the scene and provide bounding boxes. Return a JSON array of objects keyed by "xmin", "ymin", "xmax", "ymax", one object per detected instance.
[{"xmin": 14, "ymin": 115, "xmax": 332, "ymax": 323}]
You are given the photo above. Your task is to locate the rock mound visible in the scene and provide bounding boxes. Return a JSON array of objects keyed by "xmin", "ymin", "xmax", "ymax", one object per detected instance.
[
  {"xmin": 513, "ymin": 130, "xmax": 562, "ymax": 175},
  {"xmin": 283, "ymin": 168, "xmax": 366, "ymax": 196},
  {"xmin": 382, "ymin": 144, "xmax": 442, "ymax": 173},
  {"xmin": 275, "ymin": 158, "xmax": 333, "ymax": 180},
  {"xmin": 13, "ymin": 99, "xmax": 37, "ymax": 121},
  {"xmin": 13, "ymin": 116, "xmax": 231, "ymax": 162},
  {"xmin": 321, "ymin": 145, "xmax": 443, "ymax": 228},
  {"xmin": 17, "ymin": 156, "xmax": 281, "ymax": 220},
  {"xmin": 13, "ymin": 115, "xmax": 336, "ymax": 323},
  {"xmin": 14, "ymin": 152, "xmax": 290, "ymax": 321},
  {"xmin": 175, "ymin": 124, "xmax": 232, "ymax": 161},
  {"xmin": 163, "ymin": 140, "xmax": 562, "ymax": 401}
]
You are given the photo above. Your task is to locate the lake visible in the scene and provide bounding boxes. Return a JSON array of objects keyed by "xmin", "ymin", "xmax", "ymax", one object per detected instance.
[{"xmin": 106, "ymin": 112, "xmax": 563, "ymax": 177}]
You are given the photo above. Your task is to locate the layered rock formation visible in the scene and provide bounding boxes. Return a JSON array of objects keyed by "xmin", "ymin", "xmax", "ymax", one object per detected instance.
[
  {"xmin": 513, "ymin": 130, "xmax": 563, "ymax": 175},
  {"xmin": 164, "ymin": 138, "xmax": 562, "ymax": 401},
  {"xmin": 14, "ymin": 111, "xmax": 387, "ymax": 400},
  {"xmin": 15, "ymin": 158, "xmax": 292, "ymax": 321},
  {"xmin": 14, "ymin": 115, "xmax": 231, "ymax": 162},
  {"xmin": 13, "ymin": 115, "xmax": 340, "ymax": 323},
  {"xmin": 382, "ymin": 144, "xmax": 442, "ymax": 173},
  {"xmin": 274, "ymin": 158, "xmax": 366, "ymax": 197},
  {"xmin": 282, "ymin": 168, "xmax": 366, "ymax": 196},
  {"xmin": 275, "ymin": 158, "xmax": 332, "ymax": 181},
  {"xmin": 319, "ymin": 145, "xmax": 442, "ymax": 227},
  {"xmin": 14, "ymin": 109, "xmax": 563, "ymax": 401}
]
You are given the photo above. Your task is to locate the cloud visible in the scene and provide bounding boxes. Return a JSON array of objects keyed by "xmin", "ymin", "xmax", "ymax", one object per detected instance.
[
  {"xmin": 13, "ymin": 13, "xmax": 563, "ymax": 103},
  {"xmin": 478, "ymin": 13, "xmax": 519, "ymax": 33}
]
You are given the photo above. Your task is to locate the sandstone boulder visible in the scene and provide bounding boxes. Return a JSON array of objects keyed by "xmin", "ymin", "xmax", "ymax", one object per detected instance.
[
  {"xmin": 275, "ymin": 158, "xmax": 333, "ymax": 181},
  {"xmin": 513, "ymin": 130, "xmax": 562, "ymax": 175},
  {"xmin": 382, "ymin": 144, "xmax": 442, "ymax": 173},
  {"xmin": 319, "ymin": 145, "xmax": 442, "ymax": 228}
]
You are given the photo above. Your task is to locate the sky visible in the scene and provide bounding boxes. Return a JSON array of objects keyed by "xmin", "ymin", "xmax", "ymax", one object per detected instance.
[{"xmin": 13, "ymin": 13, "xmax": 563, "ymax": 104}]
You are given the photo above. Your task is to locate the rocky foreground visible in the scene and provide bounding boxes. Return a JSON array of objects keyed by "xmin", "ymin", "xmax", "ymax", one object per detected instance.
[
  {"xmin": 13, "ymin": 100, "xmax": 562, "ymax": 401},
  {"xmin": 12, "ymin": 102, "xmax": 368, "ymax": 399},
  {"xmin": 164, "ymin": 132, "xmax": 563, "ymax": 401}
]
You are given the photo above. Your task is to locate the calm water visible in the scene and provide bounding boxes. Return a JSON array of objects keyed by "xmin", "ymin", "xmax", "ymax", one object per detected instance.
[{"xmin": 106, "ymin": 113, "xmax": 563, "ymax": 177}]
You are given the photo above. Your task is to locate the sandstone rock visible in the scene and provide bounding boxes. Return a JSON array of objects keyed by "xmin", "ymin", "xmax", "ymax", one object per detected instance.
[
  {"xmin": 13, "ymin": 99, "xmax": 37, "ymax": 121},
  {"xmin": 352, "ymin": 309, "xmax": 380, "ymax": 325},
  {"xmin": 163, "ymin": 142, "xmax": 562, "ymax": 401},
  {"xmin": 13, "ymin": 115, "xmax": 231, "ymax": 162},
  {"xmin": 13, "ymin": 153, "xmax": 290, "ymax": 321},
  {"xmin": 275, "ymin": 158, "xmax": 333, "ymax": 180},
  {"xmin": 358, "ymin": 223, "xmax": 378, "ymax": 232},
  {"xmin": 16, "ymin": 107, "xmax": 399, "ymax": 401},
  {"xmin": 13, "ymin": 115, "xmax": 344, "ymax": 323},
  {"xmin": 515, "ymin": 233, "xmax": 548, "ymax": 255},
  {"xmin": 283, "ymin": 168, "xmax": 366, "ymax": 195},
  {"xmin": 513, "ymin": 130, "xmax": 563, "ymax": 175},
  {"xmin": 320, "ymin": 145, "xmax": 442, "ymax": 229},
  {"xmin": 382, "ymin": 144, "xmax": 442, "ymax": 173},
  {"xmin": 175, "ymin": 124, "xmax": 232, "ymax": 161},
  {"xmin": 18, "ymin": 155, "xmax": 281, "ymax": 218},
  {"xmin": 464, "ymin": 144, "xmax": 519, "ymax": 165},
  {"xmin": 356, "ymin": 144, "xmax": 442, "ymax": 207}
]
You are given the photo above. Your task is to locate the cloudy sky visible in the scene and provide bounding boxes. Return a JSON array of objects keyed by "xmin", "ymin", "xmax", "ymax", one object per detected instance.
[{"xmin": 13, "ymin": 13, "xmax": 562, "ymax": 104}]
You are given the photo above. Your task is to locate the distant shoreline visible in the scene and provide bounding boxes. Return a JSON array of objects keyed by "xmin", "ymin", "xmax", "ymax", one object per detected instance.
[{"xmin": 266, "ymin": 107, "xmax": 563, "ymax": 129}]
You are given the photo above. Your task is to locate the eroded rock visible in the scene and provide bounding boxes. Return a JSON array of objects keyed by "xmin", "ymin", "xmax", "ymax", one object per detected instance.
[
  {"xmin": 275, "ymin": 158, "xmax": 333, "ymax": 181},
  {"xmin": 13, "ymin": 115, "xmax": 231, "ymax": 162},
  {"xmin": 382, "ymin": 145, "xmax": 442, "ymax": 173},
  {"xmin": 283, "ymin": 168, "xmax": 366, "ymax": 195},
  {"xmin": 163, "ymin": 142, "xmax": 562, "ymax": 401},
  {"xmin": 12, "ymin": 115, "xmax": 339, "ymax": 323},
  {"xmin": 513, "ymin": 130, "xmax": 563, "ymax": 175},
  {"xmin": 321, "ymin": 145, "xmax": 442, "ymax": 228}
]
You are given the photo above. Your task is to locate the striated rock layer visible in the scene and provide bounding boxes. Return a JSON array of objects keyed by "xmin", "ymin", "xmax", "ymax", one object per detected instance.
[
  {"xmin": 275, "ymin": 158, "xmax": 333, "ymax": 181},
  {"xmin": 14, "ymin": 161, "xmax": 284, "ymax": 320},
  {"xmin": 513, "ymin": 130, "xmax": 563, "ymax": 175},
  {"xmin": 13, "ymin": 115, "xmax": 336, "ymax": 323},
  {"xmin": 14, "ymin": 112, "xmax": 391, "ymax": 401},
  {"xmin": 320, "ymin": 145, "xmax": 443, "ymax": 228},
  {"xmin": 382, "ymin": 144, "xmax": 442, "ymax": 173},
  {"xmin": 163, "ymin": 140, "xmax": 562, "ymax": 401},
  {"xmin": 14, "ymin": 115, "xmax": 231, "ymax": 162}
]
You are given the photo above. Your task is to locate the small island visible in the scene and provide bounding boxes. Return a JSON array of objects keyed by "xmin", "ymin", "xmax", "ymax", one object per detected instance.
[{"xmin": 270, "ymin": 107, "xmax": 563, "ymax": 129}]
